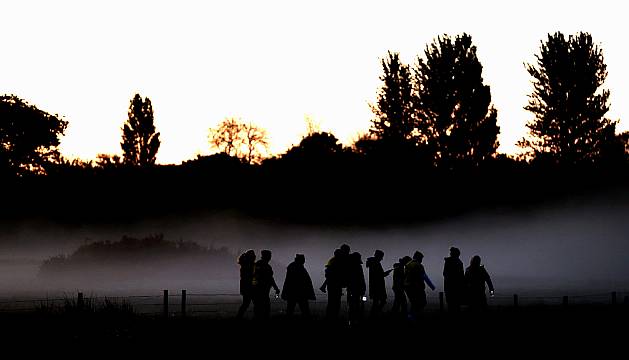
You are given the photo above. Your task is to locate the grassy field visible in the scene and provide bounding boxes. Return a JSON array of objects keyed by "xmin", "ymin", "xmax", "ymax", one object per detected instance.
[{"xmin": 1, "ymin": 300, "xmax": 627, "ymax": 355}]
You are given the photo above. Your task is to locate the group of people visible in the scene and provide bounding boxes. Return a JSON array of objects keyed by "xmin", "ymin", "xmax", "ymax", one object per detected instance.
[{"xmin": 236, "ymin": 245, "xmax": 494, "ymax": 322}]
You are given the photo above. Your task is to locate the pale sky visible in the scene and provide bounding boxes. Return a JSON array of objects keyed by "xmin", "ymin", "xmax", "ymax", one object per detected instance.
[{"xmin": 1, "ymin": 0, "xmax": 628, "ymax": 164}]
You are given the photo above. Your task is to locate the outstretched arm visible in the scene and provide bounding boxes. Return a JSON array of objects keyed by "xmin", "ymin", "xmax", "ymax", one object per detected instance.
[{"xmin": 424, "ymin": 273, "xmax": 436, "ymax": 291}]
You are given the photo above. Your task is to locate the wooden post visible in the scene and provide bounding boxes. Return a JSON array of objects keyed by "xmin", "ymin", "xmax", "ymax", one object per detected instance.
[
  {"xmin": 77, "ymin": 292, "xmax": 84, "ymax": 311},
  {"xmin": 562, "ymin": 296, "xmax": 568, "ymax": 308},
  {"xmin": 513, "ymin": 294, "xmax": 518, "ymax": 308},
  {"xmin": 611, "ymin": 292, "xmax": 617, "ymax": 306},
  {"xmin": 439, "ymin": 292, "xmax": 444, "ymax": 313},
  {"xmin": 163, "ymin": 290, "xmax": 169, "ymax": 318},
  {"xmin": 181, "ymin": 290, "xmax": 187, "ymax": 318}
]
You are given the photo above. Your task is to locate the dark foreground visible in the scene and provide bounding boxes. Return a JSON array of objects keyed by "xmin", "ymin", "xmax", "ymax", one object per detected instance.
[{"xmin": 1, "ymin": 305, "xmax": 627, "ymax": 356}]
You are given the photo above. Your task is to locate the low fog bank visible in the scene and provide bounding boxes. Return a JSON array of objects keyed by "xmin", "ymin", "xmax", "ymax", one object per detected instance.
[{"xmin": 1, "ymin": 190, "xmax": 628, "ymax": 298}]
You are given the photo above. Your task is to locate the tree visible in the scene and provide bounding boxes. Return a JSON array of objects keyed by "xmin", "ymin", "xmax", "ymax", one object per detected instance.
[
  {"xmin": 370, "ymin": 51, "xmax": 417, "ymax": 148},
  {"xmin": 242, "ymin": 122, "xmax": 269, "ymax": 165},
  {"xmin": 414, "ymin": 33, "xmax": 499, "ymax": 168},
  {"xmin": 283, "ymin": 132, "xmax": 344, "ymax": 162},
  {"xmin": 0, "ymin": 94, "xmax": 68, "ymax": 175},
  {"xmin": 121, "ymin": 94, "xmax": 160, "ymax": 166},
  {"xmin": 208, "ymin": 117, "xmax": 244, "ymax": 158},
  {"xmin": 520, "ymin": 32, "xmax": 618, "ymax": 166},
  {"xmin": 208, "ymin": 117, "xmax": 269, "ymax": 164}
]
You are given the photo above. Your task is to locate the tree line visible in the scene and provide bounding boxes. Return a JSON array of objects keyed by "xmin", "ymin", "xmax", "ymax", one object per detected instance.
[{"xmin": 1, "ymin": 32, "xmax": 628, "ymax": 225}]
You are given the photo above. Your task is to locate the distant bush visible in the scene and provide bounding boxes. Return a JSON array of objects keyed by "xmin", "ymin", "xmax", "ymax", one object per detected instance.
[{"xmin": 39, "ymin": 234, "xmax": 234, "ymax": 276}]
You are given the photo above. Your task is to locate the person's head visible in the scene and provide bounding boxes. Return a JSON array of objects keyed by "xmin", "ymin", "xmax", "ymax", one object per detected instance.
[
  {"xmin": 261, "ymin": 249, "xmax": 272, "ymax": 262},
  {"xmin": 295, "ymin": 254, "xmax": 305, "ymax": 265},
  {"xmin": 449, "ymin": 247, "xmax": 460, "ymax": 258},
  {"xmin": 374, "ymin": 249, "xmax": 384, "ymax": 261},
  {"xmin": 246, "ymin": 249, "xmax": 256, "ymax": 260},
  {"xmin": 413, "ymin": 251, "xmax": 424, "ymax": 263},
  {"xmin": 340, "ymin": 244, "xmax": 351, "ymax": 256},
  {"xmin": 402, "ymin": 256, "xmax": 412, "ymax": 265},
  {"xmin": 333, "ymin": 248, "xmax": 342, "ymax": 258},
  {"xmin": 470, "ymin": 255, "xmax": 481, "ymax": 267},
  {"xmin": 350, "ymin": 252, "xmax": 362, "ymax": 264}
]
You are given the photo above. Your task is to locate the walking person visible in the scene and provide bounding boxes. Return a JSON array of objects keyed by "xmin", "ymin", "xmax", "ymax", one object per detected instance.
[
  {"xmin": 236, "ymin": 249, "xmax": 256, "ymax": 318},
  {"xmin": 404, "ymin": 251, "xmax": 436, "ymax": 320},
  {"xmin": 366, "ymin": 249, "xmax": 392, "ymax": 318},
  {"xmin": 252, "ymin": 249, "xmax": 280, "ymax": 320},
  {"xmin": 391, "ymin": 256, "xmax": 411, "ymax": 317},
  {"xmin": 322, "ymin": 244, "xmax": 351, "ymax": 320},
  {"xmin": 443, "ymin": 247, "xmax": 465, "ymax": 313},
  {"xmin": 322, "ymin": 248, "xmax": 342, "ymax": 319},
  {"xmin": 465, "ymin": 255, "xmax": 494, "ymax": 311},
  {"xmin": 281, "ymin": 254, "xmax": 316, "ymax": 318},
  {"xmin": 347, "ymin": 251, "xmax": 366, "ymax": 326}
]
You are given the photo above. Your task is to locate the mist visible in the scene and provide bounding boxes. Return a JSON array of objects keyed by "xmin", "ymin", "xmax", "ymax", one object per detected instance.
[{"xmin": 1, "ymin": 190, "xmax": 628, "ymax": 300}]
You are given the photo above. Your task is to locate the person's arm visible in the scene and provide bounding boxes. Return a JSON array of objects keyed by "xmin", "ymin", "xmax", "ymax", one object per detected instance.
[
  {"xmin": 484, "ymin": 268, "xmax": 494, "ymax": 293},
  {"xmin": 424, "ymin": 273, "xmax": 436, "ymax": 291},
  {"xmin": 384, "ymin": 269, "xmax": 393, "ymax": 277}
]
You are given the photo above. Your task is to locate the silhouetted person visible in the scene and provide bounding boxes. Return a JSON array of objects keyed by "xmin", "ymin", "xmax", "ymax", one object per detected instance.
[
  {"xmin": 347, "ymin": 251, "xmax": 366, "ymax": 325},
  {"xmin": 465, "ymin": 255, "xmax": 494, "ymax": 311},
  {"xmin": 323, "ymin": 244, "xmax": 351, "ymax": 320},
  {"xmin": 236, "ymin": 249, "xmax": 256, "ymax": 318},
  {"xmin": 443, "ymin": 247, "xmax": 465, "ymax": 313},
  {"xmin": 404, "ymin": 251, "xmax": 436, "ymax": 319},
  {"xmin": 322, "ymin": 248, "xmax": 342, "ymax": 319},
  {"xmin": 391, "ymin": 256, "xmax": 411, "ymax": 317},
  {"xmin": 281, "ymin": 254, "xmax": 315, "ymax": 318},
  {"xmin": 252, "ymin": 249, "xmax": 280, "ymax": 320},
  {"xmin": 366, "ymin": 249, "xmax": 391, "ymax": 317}
]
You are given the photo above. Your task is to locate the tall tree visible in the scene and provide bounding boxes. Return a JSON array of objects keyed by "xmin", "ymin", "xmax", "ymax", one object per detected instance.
[
  {"xmin": 121, "ymin": 94, "xmax": 160, "ymax": 166},
  {"xmin": 414, "ymin": 33, "xmax": 499, "ymax": 168},
  {"xmin": 520, "ymin": 32, "xmax": 618, "ymax": 166},
  {"xmin": 370, "ymin": 51, "xmax": 417, "ymax": 148},
  {"xmin": 0, "ymin": 95, "xmax": 68, "ymax": 175}
]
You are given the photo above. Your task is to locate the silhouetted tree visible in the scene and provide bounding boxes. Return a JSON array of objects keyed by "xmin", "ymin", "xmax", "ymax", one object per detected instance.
[
  {"xmin": 121, "ymin": 94, "xmax": 160, "ymax": 166},
  {"xmin": 283, "ymin": 132, "xmax": 344, "ymax": 162},
  {"xmin": 520, "ymin": 32, "xmax": 619, "ymax": 166},
  {"xmin": 414, "ymin": 33, "xmax": 499, "ymax": 168},
  {"xmin": 0, "ymin": 95, "xmax": 68, "ymax": 176},
  {"xmin": 209, "ymin": 117, "xmax": 244, "ymax": 158},
  {"xmin": 208, "ymin": 118, "xmax": 269, "ymax": 164},
  {"xmin": 370, "ymin": 51, "xmax": 417, "ymax": 148},
  {"xmin": 242, "ymin": 122, "xmax": 269, "ymax": 164}
]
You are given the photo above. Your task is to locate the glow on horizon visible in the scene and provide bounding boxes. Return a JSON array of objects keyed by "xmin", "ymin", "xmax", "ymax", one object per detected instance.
[{"xmin": 1, "ymin": 0, "xmax": 628, "ymax": 164}]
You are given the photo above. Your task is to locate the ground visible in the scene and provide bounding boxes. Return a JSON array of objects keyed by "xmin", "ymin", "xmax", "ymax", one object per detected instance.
[{"xmin": 1, "ymin": 304, "xmax": 626, "ymax": 356}]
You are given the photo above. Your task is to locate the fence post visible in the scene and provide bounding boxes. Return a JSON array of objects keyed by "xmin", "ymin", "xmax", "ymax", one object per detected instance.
[
  {"xmin": 181, "ymin": 290, "xmax": 187, "ymax": 318},
  {"xmin": 163, "ymin": 290, "xmax": 169, "ymax": 319},
  {"xmin": 77, "ymin": 292, "xmax": 84, "ymax": 311},
  {"xmin": 513, "ymin": 294, "xmax": 518, "ymax": 308},
  {"xmin": 611, "ymin": 292, "xmax": 617, "ymax": 306},
  {"xmin": 562, "ymin": 296, "xmax": 568, "ymax": 308},
  {"xmin": 439, "ymin": 292, "xmax": 444, "ymax": 313}
]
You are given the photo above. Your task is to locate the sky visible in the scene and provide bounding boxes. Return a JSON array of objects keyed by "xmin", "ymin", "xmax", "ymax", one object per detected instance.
[{"xmin": 1, "ymin": 0, "xmax": 628, "ymax": 164}]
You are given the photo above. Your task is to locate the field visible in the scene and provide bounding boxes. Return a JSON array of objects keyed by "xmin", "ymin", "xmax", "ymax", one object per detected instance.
[{"xmin": 1, "ymin": 298, "xmax": 627, "ymax": 355}]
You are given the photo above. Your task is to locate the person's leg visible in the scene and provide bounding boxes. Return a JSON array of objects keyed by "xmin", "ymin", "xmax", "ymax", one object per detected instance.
[
  {"xmin": 261, "ymin": 295, "xmax": 271, "ymax": 319},
  {"xmin": 287, "ymin": 300, "xmax": 296, "ymax": 316},
  {"xmin": 418, "ymin": 290, "xmax": 427, "ymax": 313},
  {"xmin": 401, "ymin": 292, "xmax": 408, "ymax": 316},
  {"xmin": 299, "ymin": 300, "xmax": 311, "ymax": 318},
  {"xmin": 327, "ymin": 287, "xmax": 341, "ymax": 319},
  {"xmin": 237, "ymin": 294, "xmax": 252, "ymax": 318},
  {"xmin": 391, "ymin": 292, "xmax": 400, "ymax": 314}
]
